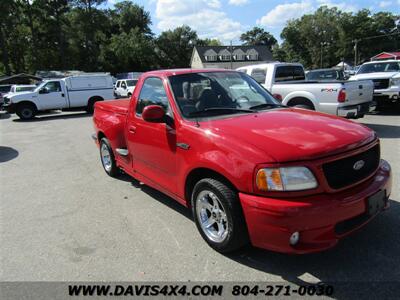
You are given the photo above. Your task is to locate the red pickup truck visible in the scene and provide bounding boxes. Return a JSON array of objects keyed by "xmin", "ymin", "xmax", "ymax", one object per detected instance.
[{"xmin": 92, "ymin": 69, "xmax": 392, "ymax": 254}]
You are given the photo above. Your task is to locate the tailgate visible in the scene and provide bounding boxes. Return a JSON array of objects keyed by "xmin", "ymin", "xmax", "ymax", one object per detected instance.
[{"xmin": 343, "ymin": 80, "xmax": 374, "ymax": 105}]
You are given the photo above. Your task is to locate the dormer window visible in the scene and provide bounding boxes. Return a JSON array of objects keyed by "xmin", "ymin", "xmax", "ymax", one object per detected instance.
[
  {"xmin": 232, "ymin": 49, "xmax": 246, "ymax": 61},
  {"xmin": 204, "ymin": 49, "xmax": 218, "ymax": 62},
  {"xmin": 205, "ymin": 55, "xmax": 217, "ymax": 61},
  {"xmin": 246, "ymin": 49, "xmax": 259, "ymax": 60},
  {"xmin": 218, "ymin": 49, "xmax": 231, "ymax": 61}
]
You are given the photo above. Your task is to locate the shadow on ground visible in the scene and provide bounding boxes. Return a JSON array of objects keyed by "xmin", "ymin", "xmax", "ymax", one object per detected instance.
[
  {"xmin": 363, "ymin": 123, "xmax": 400, "ymax": 139},
  {"xmin": 0, "ymin": 146, "xmax": 19, "ymax": 163},
  {"xmin": 13, "ymin": 111, "xmax": 90, "ymax": 122},
  {"xmin": 0, "ymin": 112, "xmax": 11, "ymax": 120},
  {"xmin": 117, "ymin": 173, "xmax": 399, "ymax": 299}
]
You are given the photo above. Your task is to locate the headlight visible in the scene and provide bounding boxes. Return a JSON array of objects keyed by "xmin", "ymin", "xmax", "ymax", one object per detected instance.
[
  {"xmin": 390, "ymin": 77, "xmax": 400, "ymax": 87},
  {"xmin": 256, "ymin": 167, "xmax": 317, "ymax": 191}
]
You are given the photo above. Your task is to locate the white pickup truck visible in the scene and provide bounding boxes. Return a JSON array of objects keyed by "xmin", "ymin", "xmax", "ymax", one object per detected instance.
[
  {"xmin": 349, "ymin": 59, "xmax": 400, "ymax": 108},
  {"xmin": 237, "ymin": 63, "xmax": 375, "ymax": 118},
  {"xmin": 3, "ymin": 74, "xmax": 114, "ymax": 119},
  {"xmin": 114, "ymin": 79, "xmax": 138, "ymax": 98}
]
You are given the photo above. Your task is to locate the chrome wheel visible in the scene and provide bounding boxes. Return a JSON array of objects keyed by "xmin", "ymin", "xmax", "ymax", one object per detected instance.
[
  {"xmin": 100, "ymin": 143, "xmax": 112, "ymax": 172},
  {"xmin": 196, "ymin": 190, "xmax": 229, "ymax": 243}
]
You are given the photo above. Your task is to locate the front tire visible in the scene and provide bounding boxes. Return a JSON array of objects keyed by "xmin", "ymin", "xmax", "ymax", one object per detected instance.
[
  {"xmin": 192, "ymin": 178, "xmax": 249, "ymax": 253},
  {"xmin": 16, "ymin": 103, "xmax": 36, "ymax": 120},
  {"xmin": 99, "ymin": 138, "xmax": 119, "ymax": 177}
]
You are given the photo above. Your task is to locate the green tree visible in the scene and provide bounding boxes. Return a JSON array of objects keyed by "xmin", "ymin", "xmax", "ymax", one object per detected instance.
[
  {"xmin": 155, "ymin": 25, "xmax": 199, "ymax": 68},
  {"xmin": 240, "ymin": 27, "xmax": 277, "ymax": 50}
]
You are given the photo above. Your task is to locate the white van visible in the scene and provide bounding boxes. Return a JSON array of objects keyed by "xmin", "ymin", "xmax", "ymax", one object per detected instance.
[{"xmin": 3, "ymin": 74, "xmax": 114, "ymax": 119}]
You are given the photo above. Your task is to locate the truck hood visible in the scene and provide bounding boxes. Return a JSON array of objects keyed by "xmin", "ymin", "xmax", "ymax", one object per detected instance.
[
  {"xmin": 199, "ymin": 108, "xmax": 376, "ymax": 162},
  {"xmin": 350, "ymin": 72, "xmax": 399, "ymax": 80},
  {"xmin": 8, "ymin": 91, "xmax": 37, "ymax": 100}
]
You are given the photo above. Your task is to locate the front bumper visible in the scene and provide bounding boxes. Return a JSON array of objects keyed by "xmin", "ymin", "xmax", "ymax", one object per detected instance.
[
  {"xmin": 337, "ymin": 101, "xmax": 375, "ymax": 118},
  {"xmin": 239, "ymin": 159, "xmax": 392, "ymax": 254},
  {"xmin": 373, "ymin": 87, "xmax": 400, "ymax": 100},
  {"xmin": 2, "ymin": 103, "xmax": 16, "ymax": 113}
]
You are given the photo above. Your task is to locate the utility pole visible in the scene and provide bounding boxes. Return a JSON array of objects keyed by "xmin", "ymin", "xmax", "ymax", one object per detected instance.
[
  {"xmin": 230, "ymin": 40, "xmax": 233, "ymax": 70},
  {"xmin": 353, "ymin": 39, "xmax": 358, "ymax": 67},
  {"xmin": 320, "ymin": 42, "xmax": 323, "ymax": 68}
]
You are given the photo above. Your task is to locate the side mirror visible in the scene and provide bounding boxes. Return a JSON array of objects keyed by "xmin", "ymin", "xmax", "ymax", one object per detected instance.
[
  {"xmin": 39, "ymin": 88, "xmax": 49, "ymax": 94},
  {"xmin": 142, "ymin": 105, "xmax": 165, "ymax": 123}
]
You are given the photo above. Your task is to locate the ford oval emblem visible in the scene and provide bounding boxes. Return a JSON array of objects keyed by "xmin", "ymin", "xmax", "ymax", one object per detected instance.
[{"xmin": 353, "ymin": 160, "xmax": 365, "ymax": 171}]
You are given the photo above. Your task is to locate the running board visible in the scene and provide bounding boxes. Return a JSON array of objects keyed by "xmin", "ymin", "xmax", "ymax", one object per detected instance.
[{"xmin": 116, "ymin": 148, "xmax": 129, "ymax": 156}]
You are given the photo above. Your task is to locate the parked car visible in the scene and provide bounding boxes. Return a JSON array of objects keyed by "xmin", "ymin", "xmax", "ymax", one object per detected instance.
[
  {"xmin": 3, "ymin": 74, "xmax": 114, "ymax": 119},
  {"xmin": 237, "ymin": 63, "xmax": 374, "ymax": 119},
  {"xmin": 114, "ymin": 79, "xmax": 138, "ymax": 98},
  {"xmin": 349, "ymin": 59, "xmax": 400, "ymax": 108},
  {"xmin": 306, "ymin": 68, "xmax": 346, "ymax": 81},
  {"xmin": 92, "ymin": 69, "xmax": 392, "ymax": 254},
  {"xmin": 7, "ymin": 84, "xmax": 37, "ymax": 94},
  {"xmin": 0, "ymin": 84, "xmax": 12, "ymax": 106}
]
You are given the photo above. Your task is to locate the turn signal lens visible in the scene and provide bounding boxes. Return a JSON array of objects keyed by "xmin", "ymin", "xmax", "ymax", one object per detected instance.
[{"xmin": 256, "ymin": 168, "xmax": 284, "ymax": 191}]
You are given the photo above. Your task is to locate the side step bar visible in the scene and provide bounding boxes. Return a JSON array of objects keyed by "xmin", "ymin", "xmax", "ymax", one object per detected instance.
[{"xmin": 116, "ymin": 148, "xmax": 129, "ymax": 156}]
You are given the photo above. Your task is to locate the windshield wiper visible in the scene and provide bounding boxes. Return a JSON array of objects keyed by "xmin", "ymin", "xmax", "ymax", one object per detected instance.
[
  {"xmin": 188, "ymin": 107, "xmax": 256, "ymax": 117},
  {"xmin": 249, "ymin": 103, "xmax": 286, "ymax": 110}
]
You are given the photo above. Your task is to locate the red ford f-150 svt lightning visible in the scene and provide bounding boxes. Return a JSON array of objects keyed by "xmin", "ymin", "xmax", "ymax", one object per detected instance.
[{"xmin": 92, "ymin": 69, "xmax": 392, "ymax": 254}]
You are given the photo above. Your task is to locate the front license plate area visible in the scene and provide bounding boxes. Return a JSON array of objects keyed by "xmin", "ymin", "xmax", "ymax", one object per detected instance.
[{"xmin": 367, "ymin": 190, "xmax": 386, "ymax": 216}]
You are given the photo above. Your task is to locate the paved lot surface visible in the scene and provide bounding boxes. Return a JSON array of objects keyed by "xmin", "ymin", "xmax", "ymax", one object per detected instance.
[{"xmin": 0, "ymin": 109, "xmax": 399, "ymax": 285}]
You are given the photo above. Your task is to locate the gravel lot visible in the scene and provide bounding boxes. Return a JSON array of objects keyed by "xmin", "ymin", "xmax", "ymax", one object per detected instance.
[{"xmin": 0, "ymin": 109, "xmax": 399, "ymax": 285}]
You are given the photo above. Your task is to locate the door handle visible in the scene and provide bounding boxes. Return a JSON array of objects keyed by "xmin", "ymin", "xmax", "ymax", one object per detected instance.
[{"xmin": 129, "ymin": 126, "xmax": 136, "ymax": 133}]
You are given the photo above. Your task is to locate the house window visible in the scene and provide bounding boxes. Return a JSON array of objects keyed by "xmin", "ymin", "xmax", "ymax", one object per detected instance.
[
  {"xmin": 220, "ymin": 55, "xmax": 231, "ymax": 61},
  {"xmin": 205, "ymin": 55, "xmax": 217, "ymax": 61},
  {"xmin": 247, "ymin": 54, "xmax": 258, "ymax": 60}
]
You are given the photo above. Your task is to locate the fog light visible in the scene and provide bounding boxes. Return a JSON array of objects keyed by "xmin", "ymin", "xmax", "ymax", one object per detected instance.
[{"xmin": 290, "ymin": 232, "xmax": 300, "ymax": 245}]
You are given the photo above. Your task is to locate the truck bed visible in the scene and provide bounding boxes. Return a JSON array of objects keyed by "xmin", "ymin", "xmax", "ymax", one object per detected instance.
[{"xmin": 95, "ymin": 99, "xmax": 130, "ymax": 115}]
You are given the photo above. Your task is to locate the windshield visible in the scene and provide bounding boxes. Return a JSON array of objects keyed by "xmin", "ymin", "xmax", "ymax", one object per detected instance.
[
  {"xmin": 126, "ymin": 80, "xmax": 137, "ymax": 87},
  {"xmin": 358, "ymin": 62, "xmax": 400, "ymax": 74},
  {"xmin": 34, "ymin": 81, "xmax": 47, "ymax": 91},
  {"xmin": 169, "ymin": 71, "xmax": 281, "ymax": 118},
  {"xmin": 16, "ymin": 86, "xmax": 35, "ymax": 92}
]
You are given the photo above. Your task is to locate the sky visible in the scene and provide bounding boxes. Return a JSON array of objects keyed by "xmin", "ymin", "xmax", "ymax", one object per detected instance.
[{"xmin": 104, "ymin": 0, "xmax": 400, "ymax": 43}]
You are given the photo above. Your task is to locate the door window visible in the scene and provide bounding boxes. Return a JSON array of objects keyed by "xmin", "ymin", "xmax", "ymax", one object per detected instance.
[
  {"xmin": 121, "ymin": 81, "xmax": 127, "ymax": 89},
  {"xmin": 43, "ymin": 81, "xmax": 61, "ymax": 93},
  {"xmin": 116, "ymin": 81, "xmax": 121, "ymax": 88},
  {"xmin": 250, "ymin": 68, "xmax": 267, "ymax": 84},
  {"xmin": 136, "ymin": 77, "xmax": 169, "ymax": 115}
]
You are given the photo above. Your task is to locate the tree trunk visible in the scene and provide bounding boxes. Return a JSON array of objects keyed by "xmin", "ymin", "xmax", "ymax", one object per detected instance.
[{"xmin": 0, "ymin": 24, "xmax": 11, "ymax": 75}]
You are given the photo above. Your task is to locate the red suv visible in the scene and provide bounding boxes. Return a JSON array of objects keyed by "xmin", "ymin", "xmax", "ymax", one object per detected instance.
[{"xmin": 92, "ymin": 69, "xmax": 392, "ymax": 254}]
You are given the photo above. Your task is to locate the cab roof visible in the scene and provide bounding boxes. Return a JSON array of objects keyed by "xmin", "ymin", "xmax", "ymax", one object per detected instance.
[{"xmin": 143, "ymin": 68, "xmax": 232, "ymax": 77}]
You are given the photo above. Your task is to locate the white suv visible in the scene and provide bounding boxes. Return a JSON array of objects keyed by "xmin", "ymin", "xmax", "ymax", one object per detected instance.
[{"xmin": 114, "ymin": 79, "xmax": 138, "ymax": 98}]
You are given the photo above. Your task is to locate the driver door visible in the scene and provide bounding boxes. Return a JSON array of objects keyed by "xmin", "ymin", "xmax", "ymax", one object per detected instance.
[{"xmin": 38, "ymin": 81, "xmax": 67, "ymax": 110}]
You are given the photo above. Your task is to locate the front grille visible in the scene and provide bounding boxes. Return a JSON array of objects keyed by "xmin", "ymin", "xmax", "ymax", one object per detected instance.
[
  {"xmin": 322, "ymin": 144, "xmax": 380, "ymax": 189},
  {"xmin": 372, "ymin": 79, "xmax": 389, "ymax": 89}
]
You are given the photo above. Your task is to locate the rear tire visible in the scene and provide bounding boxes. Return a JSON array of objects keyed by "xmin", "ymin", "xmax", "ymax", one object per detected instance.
[
  {"xmin": 87, "ymin": 97, "xmax": 103, "ymax": 114},
  {"xmin": 192, "ymin": 178, "xmax": 249, "ymax": 253},
  {"xmin": 127, "ymin": 93, "xmax": 132, "ymax": 98},
  {"xmin": 16, "ymin": 103, "xmax": 36, "ymax": 120},
  {"xmin": 99, "ymin": 138, "xmax": 119, "ymax": 177}
]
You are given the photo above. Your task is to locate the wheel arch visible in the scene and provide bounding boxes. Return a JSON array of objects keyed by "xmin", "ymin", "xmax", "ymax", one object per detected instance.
[
  {"xmin": 286, "ymin": 96, "xmax": 316, "ymax": 110},
  {"xmin": 16, "ymin": 100, "xmax": 38, "ymax": 111},
  {"xmin": 184, "ymin": 167, "xmax": 238, "ymax": 208}
]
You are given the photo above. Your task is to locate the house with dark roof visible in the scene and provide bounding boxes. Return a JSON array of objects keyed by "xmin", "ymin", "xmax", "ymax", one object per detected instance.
[{"xmin": 190, "ymin": 45, "xmax": 273, "ymax": 69}]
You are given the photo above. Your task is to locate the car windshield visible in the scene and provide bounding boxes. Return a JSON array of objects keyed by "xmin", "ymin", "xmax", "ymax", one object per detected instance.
[
  {"xmin": 358, "ymin": 62, "xmax": 400, "ymax": 74},
  {"xmin": 169, "ymin": 71, "xmax": 282, "ymax": 118},
  {"xmin": 126, "ymin": 80, "xmax": 137, "ymax": 87},
  {"xmin": 16, "ymin": 86, "xmax": 35, "ymax": 92}
]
